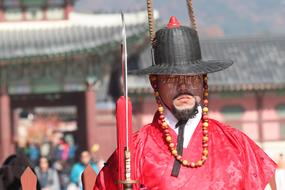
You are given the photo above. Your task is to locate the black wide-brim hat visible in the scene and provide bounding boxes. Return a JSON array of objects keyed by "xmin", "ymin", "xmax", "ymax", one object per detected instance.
[{"xmin": 130, "ymin": 17, "xmax": 233, "ymax": 75}]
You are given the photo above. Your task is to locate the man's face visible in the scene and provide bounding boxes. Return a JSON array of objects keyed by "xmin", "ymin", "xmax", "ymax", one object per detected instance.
[
  {"xmin": 39, "ymin": 157, "xmax": 49, "ymax": 171},
  {"xmin": 154, "ymin": 75, "xmax": 203, "ymax": 118},
  {"xmin": 81, "ymin": 151, "xmax": 91, "ymax": 165}
]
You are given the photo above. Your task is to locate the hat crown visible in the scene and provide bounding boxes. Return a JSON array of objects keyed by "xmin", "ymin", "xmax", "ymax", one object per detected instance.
[
  {"xmin": 154, "ymin": 24, "xmax": 202, "ymax": 67},
  {"xmin": 128, "ymin": 16, "xmax": 233, "ymax": 75}
]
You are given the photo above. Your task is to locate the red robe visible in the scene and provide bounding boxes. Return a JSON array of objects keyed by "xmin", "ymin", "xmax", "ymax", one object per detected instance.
[{"xmin": 94, "ymin": 116, "xmax": 276, "ymax": 190}]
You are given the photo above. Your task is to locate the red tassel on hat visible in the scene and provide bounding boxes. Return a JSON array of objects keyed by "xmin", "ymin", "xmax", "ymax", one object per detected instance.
[{"xmin": 167, "ymin": 16, "xmax": 181, "ymax": 28}]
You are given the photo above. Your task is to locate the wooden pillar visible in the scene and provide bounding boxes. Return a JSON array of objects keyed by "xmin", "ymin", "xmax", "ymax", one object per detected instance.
[
  {"xmin": 0, "ymin": 86, "xmax": 12, "ymax": 163},
  {"xmin": 64, "ymin": 0, "xmax": 73, "ymax": 20},
  {"xmin": 21, "ymin": 2, "xmax": 27, "ymax": 21},
  {"xmin": 12, "ymin": 109, "xmax": 20, "ymax": 142},
  {"xmin": 0, "ymin": 8, "xmax": 4, "ymax": 22},
  {"xmin": 85, "ymin": 80, "xmax": 97, "ymax": 151},
  {"xmin": 255, "ymin": 91, "xmax": 265, "ymax": 145},
  {"xmin": 43, "ymin": 5, "xmax": 48, "ymax": 20}
]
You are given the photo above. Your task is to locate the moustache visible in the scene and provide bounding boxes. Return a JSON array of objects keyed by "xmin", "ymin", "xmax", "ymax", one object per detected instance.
[{"xmin": 172, "ymin": 92, "xmax": 194, "ymax": 100}]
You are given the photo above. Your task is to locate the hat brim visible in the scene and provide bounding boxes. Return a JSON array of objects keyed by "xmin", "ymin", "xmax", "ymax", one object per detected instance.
[{"xmin": 129, "ymin": 60, "xmax": 233, "ymax": 75}]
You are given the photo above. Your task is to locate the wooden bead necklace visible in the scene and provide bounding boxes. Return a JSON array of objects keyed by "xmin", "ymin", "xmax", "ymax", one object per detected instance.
[{"xmin": 151, "ymin": 75, "xmax": 209, "ymax": 168}]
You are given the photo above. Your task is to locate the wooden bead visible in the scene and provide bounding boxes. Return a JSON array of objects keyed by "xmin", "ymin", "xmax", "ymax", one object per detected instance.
[
  {"xmin": 158, "ymin": 106, "xmax": 164, "ymax": 112},
  {"xmin": 203, "ymin": 114, "xmax": 209, "ymax": 120},
  {"xmin": 158, "ymin": 119, "xmax": 162, "ymax": 125},
  {"xmin": 203, "ymin": 107, "xmax": 208, "ymax": 113},
  {"xmin": 196, "ymin": 160, "xmax": 203, "ymax": 166},
  {"xmin": 169, "ymin": 143, "xmax": 175, "ymax": 148},
  {"xmin": 171, "ymin": 149, "xmax": 178, "ymax": 156},
  {"xmin": 203, "ymin": 136, "xmax": 209, "ymax": 142},
  {"xmin": 165, "ymin": 136, "xmax": 172, "ymax": 142},
  {"xmin": 203, "ymin": 130, "xmax": 208, "ymax": 135},
  {"xmin": 190, "ymin": 162, "xmax": 196, "ymax": 168},
  {"xmin": 176, "ymin": 155, "xmax": 182, "ymax": 160},
  {"xmin": 161, "ymin": 122, "xmax": 168, "ymax": 129},
  {"xmin": 203, "ymin": 149, "xmax": 208, "ymax": 156},
  {"xmin": 203, "ymin": 122, "xmax": 208, "ymax": 127},
  {"xmin": 162, "ymin": 122, "xmax": 168, "ymax": 128},
  {"xmin": 164, "ymin": 129, "xmax": 170, "ymax": 133},
  {"xmin": 202, "ymin": 143, "xmax": 208, "ymax": 148},
  {"xmin": 182, "ymin": 160, "xmax": 188, "ymax": 166}
]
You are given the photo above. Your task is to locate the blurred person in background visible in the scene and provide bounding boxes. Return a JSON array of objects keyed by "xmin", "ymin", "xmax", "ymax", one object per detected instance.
[
  {"xmin": 57, "ymin": 136, "xmax": 71, "ymax": 190},
  {"xmin": 90, "ymin": 144, "xmax": 105, "ymax": 170},
  {"xmin": 65, "ymin": 134, "xmax": 77, "ymax": 165},
  {"xmin": 275, "ymin": 153, "xmax": 285, "ymax": 190},
  {"xmin": 15, "ymin": 138, "xmax": 29, "ymax": 157},
  {"xmin": 28, "ymin": 139, "xmax": 41, "ymax": 168},
  {"xmin": 35, "ymin": 156, "xmax": 60, "ymax": 190},
  {"xmin": 49, "ymin": 132, "xmax": 74, "ymax": 190},
  {"xmin": 69, "ymin": 151, "xmax": 99, "ymax": 189},
  {"xmin": 48, "ymin": 131, "xmax": 67, "ymax": 188},
  {"xmin": 0, "ymin": 153, "xmax": 40, "ymax": 190},
  {"xmin": 49, "ymin": 131, "xmax": 64, "ymax": 166},
  {"xmin": 277, "ymin": 153, "xmax": 285, "ymax": 169}
]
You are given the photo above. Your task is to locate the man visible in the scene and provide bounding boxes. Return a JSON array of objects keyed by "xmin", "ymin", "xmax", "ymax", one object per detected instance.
[
  {"xmin": 35, "ymin": 156, "xmax": 60, "ymax": 190},
  {"xmin": 91, "ymin": 144, "xmax": 105, "ymax": 170},
  {"xmin": 94, "ymin": 17, "xmax": 277, "ymax": 189}
]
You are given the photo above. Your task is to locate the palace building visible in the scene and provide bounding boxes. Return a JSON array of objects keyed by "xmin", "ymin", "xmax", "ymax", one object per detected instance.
[
  {"xmin": 0, "ymin": 0, "xmax": 153, "ymax": 162},
  {"xmin": 0, "ymin": 0, "xmax": 284, "ymax": 162}
]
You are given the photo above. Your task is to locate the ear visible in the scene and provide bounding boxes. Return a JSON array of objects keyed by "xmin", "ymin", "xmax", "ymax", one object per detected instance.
[
  {"xmin": 149, "ymin": 75, "xmax": 158, "ymax": 90},
  {"xmin": 194, "ymin": 96, "xmax": 201, "ymax": 103}
]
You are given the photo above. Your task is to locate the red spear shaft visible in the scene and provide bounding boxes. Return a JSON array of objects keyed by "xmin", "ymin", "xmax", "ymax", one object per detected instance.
[
  {"xmin": 116, "ymin": 96, "xmax": 136, "ymax": 190},
  {"xmin": 116, "ymin": 12, "xmax": 138, "ymax": 190}
]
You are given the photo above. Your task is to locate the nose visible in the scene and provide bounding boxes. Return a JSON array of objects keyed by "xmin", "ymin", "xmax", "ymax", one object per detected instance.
[{"xmin": 177, "ymin": 83, "xmax": 187, "ymax": 93}]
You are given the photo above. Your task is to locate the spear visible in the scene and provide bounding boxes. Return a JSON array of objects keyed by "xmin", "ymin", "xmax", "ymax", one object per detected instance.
[{"xmin": 116, "ymin": 12, "xmax": 138, "ymax": 190}]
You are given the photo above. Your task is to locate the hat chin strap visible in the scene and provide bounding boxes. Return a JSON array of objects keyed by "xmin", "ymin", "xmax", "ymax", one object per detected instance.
[
  {"xmin": 146, "ymin": 0, "xmax": 198, "ymax": 44},
  {"xmin": 151, "ymin": 48, "xmax": 156, "ymax": 66}
]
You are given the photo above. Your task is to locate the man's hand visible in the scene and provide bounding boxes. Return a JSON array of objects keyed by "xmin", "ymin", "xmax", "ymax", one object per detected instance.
[{"xmin": 269, "ymin": 174, "xmax": 276, "ymax": 190}]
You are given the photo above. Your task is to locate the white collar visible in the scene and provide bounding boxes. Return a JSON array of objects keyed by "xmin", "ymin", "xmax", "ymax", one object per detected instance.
[{"xmin": 164, "ymin": 106, "xmax": 202, "ymax": 148}]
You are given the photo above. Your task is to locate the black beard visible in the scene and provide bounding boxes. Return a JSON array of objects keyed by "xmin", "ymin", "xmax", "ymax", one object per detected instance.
[{"xmin": 172, "ymin": 102, "xmax": 199, "ymax": 121}]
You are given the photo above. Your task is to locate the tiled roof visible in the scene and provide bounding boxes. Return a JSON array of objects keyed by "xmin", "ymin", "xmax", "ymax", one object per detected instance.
[
  {"xmin": 0, "ymin": 11, "xmax": 158, "ymax": 61},
  {"xmin": 129, "ymin": 34, "xmax": 285, "ymax": 92},
  {"xmin": 201, "ymin": 35, "xmax": 285, "ymax": 91}
]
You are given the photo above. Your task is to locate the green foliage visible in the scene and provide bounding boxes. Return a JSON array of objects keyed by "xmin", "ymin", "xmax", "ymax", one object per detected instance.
[
  {"xmin": 21, "ymin": 0, "xmax": 46, "ymax": 7},
  {"xmin": 221, "ymin": 105, "xmax": 244, "ymax": 120},
  {"xmin": 276, "ymin": 104, "xmax": 285, "ymax": 117}
]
